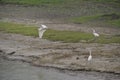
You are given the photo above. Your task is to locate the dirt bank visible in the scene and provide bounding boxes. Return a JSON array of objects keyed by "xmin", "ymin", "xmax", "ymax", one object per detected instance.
[{"xmin": 0, "ymin": 32, "xmax": 120, "ymax": 73}]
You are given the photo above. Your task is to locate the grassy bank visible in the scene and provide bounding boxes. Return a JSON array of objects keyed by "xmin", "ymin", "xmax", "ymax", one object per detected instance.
[
  {"xmin": 0, "ymin": 0, "xmax": 65, "ymax": 5},
  {"xmin": 44, "ymin": 29, "xmax": 93, "ymax": 43},
  {"xmin": 0, "ymin": 22, "xmax": 120, "ymax": 43},
  {"xmin": 1, "ymin": 0, "xmax": 120, "ymax": 6},
  {"xmin": 0, "ymin": 22, "xmax": 38, "ymax": 37},
  {"xmin": 1, "ymin": 0, "xmax": 120, "ymax": 25},
  {"xmin": 70, "ymin": 13, "xmax": 120, "ymax": 27},
  {"xmin": 44, "ymin": 29, "xmax": 120, "ymax": 43}
]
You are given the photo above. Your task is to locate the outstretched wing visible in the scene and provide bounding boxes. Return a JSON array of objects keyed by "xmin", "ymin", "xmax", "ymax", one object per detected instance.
[
  {"xmin": 38, "ymin": 29, "xmax": 46, "ymax": 38},
  {"xmin": 41, "ymin": 24, "xmax": 48, "ymax": 29},
  {"xmin": 94, "ymin": 33, "xmax": 99, "ymax": 37}
]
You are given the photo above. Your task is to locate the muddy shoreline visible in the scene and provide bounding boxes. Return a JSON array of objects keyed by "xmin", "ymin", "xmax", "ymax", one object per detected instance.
[
  {"xmin": 0, "ymin": 32, "xmax": 120, "ymax": 74},
  {"xmin": 1, "ymin": 56, "xmax": 120, "ymax": 80},
  {"xmin": 0, "ymin": 51, "xmax": 120, "ymax": 75}
]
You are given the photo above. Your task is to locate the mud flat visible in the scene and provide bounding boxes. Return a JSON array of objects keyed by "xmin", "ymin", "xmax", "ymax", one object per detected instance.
[
  {"xmin": 0, "ymin": 32, "xmax": 120, "ymax": 74},
  {"xmin": 1, "ymin": 56, "xmax": 120, "ymax": 80}
]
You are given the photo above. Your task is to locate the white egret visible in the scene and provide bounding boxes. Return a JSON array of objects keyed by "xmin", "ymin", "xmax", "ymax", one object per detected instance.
[
  {"xmin": 92, "ymin": 29, "xmax": 99, "ymax": 37},
  {"xmin": 87, "ymin": 49, "xmax": 92, "ymax": 61},
  {"xmin": 38, "ymin": 24, "xmax": 48, "ymax": 38}
]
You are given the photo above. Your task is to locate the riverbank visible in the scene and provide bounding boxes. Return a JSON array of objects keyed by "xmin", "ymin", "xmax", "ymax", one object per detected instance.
[
  {"xmin": 1, "ymin": 56, "xmax": 120, "ymax": 80},
  {"xmin": 0, "ymin": 32, "xmax": 120, "ymax": 73},
  {"xmin": 0, "ymin": 3, "xmax": 120, "ymax": 74}
]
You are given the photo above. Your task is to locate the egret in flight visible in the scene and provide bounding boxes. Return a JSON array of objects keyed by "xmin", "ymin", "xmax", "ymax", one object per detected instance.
[
  {"xmin": 92, "ymin": 29, "xmax": 99, "ymax": 37},
  {"xmin": 38, "ymin": 24, "xmax": 48, "ymax": 38},
  {"xmin": 87, "ymin": 48, "xmax": 92, "ymax": 61}
]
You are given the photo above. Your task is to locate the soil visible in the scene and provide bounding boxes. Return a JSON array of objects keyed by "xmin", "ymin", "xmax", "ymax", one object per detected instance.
[
  {"xmin": 0, "ymin": 4, "xmax": 120, "ymax": 73},
  {"xmin": 0, "ymin": 32, "xmax": 120, "ymax": 73}
]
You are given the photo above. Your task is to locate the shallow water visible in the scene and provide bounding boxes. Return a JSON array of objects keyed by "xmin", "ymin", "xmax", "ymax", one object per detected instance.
[{"xmin": 0, "ymin": 57, "xmax": 120, "ymax": 80}]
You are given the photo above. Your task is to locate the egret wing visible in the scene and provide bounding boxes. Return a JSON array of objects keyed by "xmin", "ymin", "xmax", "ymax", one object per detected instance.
[
  {"xmin": 41, "ymin": 24, "xmax": 48, "ymax": 29},
  {"xmin": 38, "ymin": 29, "xmax": 46, "ymax": 38}
]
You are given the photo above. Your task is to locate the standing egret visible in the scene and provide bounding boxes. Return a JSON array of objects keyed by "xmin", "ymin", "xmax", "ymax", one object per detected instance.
[
  {"xmin": 92, "ymin": 29, "xmax": 99, "ymax": 37},
  {"xmin": 87, "ymin": 49, "xmax": 92, "ymax": 61},
  {"xmin": 38, "ymin": 24, "xmax": 48, "ymax": 38}
]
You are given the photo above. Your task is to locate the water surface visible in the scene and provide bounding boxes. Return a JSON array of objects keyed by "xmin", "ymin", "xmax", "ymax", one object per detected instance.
[{"xmin": 0, "ymin": 57, "xmax": 119, "ymax": 80}]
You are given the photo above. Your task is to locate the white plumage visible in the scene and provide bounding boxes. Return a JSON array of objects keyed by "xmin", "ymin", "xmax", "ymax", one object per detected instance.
[
  {"xmin": 92, "ymin": 29, "xmax": 99, "ymax": 37},
  {"xmin": 38, "ymin": 24, "xmax": 48, "ymax": 38},
  {"xmin": 87, "ymin": 49, "xmax": 92, "ymax": 61},
  {"xmin": 41, "ymin": 24, "xmax": 48, "ymax": 29}
]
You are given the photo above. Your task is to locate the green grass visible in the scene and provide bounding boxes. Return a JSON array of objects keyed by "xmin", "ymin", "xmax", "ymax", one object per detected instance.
[
  {"xmin": 0, "ymin": 22, "xmax": 38, "ymax": 37},
  {"xmin": 44, "ymin": 29, "xmax": 93, "ymax": 43},
  {"xmin": 0, "ymin": 0, "xmax": 64, "ymax": 5},
  {"xmin": 70, "ymin": 13, "xmax": 120, "ymax": 27},
  {"xmin": 96, "ymin": 35, "xmax": 120, "ymax": 43},
  {"xmin": 0, "ymin": 0, "xmax": 82, "ymax": 6},
  {"xmin": 108, "ymin": 19, "xmax": 120, "ymax": 27},
  {"xmin": 1, "ymin": 0, "xmax": 120, "ymax": 6},
  {"xmin": 0, "ymin": 21, "xmax": 120, "ymax": 43},
  {"xmin": 70, "ymin": 15, "xmax": 101, "ymax": 23},
  {"xmin": 91, "ymin": 0, "xmax": 120, "ymax": 3}
]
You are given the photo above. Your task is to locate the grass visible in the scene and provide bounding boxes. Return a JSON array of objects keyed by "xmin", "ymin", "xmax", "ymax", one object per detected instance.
[
  {"xmin": 108, "ymin": 19, "xmax": 120, "ymax": 27},
  {"xmin": 0, "ymin": 1, "xmax": 119, "ymax": 43},
  {"xmin": 96, "ymin": 35, "xmax": 120, "ymax": 43},
  {"xmin": 0, "ymin": 21, "xmax": 120, "ymax": 43},
  {"xmin": 0, "ymin": 0, "xmax": 82, "ymax": 6},
  {"xmin": 0, "ymin": 0, "xmax": 63, "ymax": 5},
  {"xmin": 44, "ymin": 29, "xmax": 93, "ymax": 43},
  {"xmin": 1, "ymin": 0, "xmax": 120, "ymax": 6},
  {"xmin": 91, "ymin": 0, "xmax": 120, "ymax": 3},
  {"xmin": 70, "ymin": 15, "xmax": 101, "ymax": 23},
  {"xmin": 70, "ymin": 13, "xmax": 120, "ymax": 27},
  {"xmin": 0, "ymin": 22, "xmax": 38, "ymax": 37}
]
